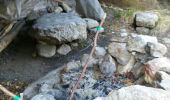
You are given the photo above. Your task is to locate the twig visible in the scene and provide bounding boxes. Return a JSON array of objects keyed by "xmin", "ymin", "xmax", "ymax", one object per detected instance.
[
  {"xmin": 0, "ymin": 84, "xmax": 16, "ymax": 98},
  {"xmin": 0, "ymin": 21, "xmax": 25, "ymax": 53},
  {"xmin": 69, "ymin": 13, "xmax": 107, "ymax": 100}
]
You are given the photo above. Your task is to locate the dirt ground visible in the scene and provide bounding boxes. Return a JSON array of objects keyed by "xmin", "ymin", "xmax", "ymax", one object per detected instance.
[
  {"xmin": 0, "ymin": 4, "xmax": 170, "ymax": 99},
  {"xmin": 0, "ymin": 5, "xmax": 139, "ymax": 99}
]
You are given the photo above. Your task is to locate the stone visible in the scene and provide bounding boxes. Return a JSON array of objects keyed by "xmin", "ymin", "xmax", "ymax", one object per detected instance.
[
  {"xmin": 120, "ymin": 32, "xmax": 128, "ymax": 37},
  {"xmin": 32, "ymin": 13, "xmax": 87, "ymax": 44},
  {"xmin": 59, "ymin": 2, "xmax": 72, "ymax": 12},
  {"xmin": 75, "ymin": 0, "xmax": 105, "ymax": 21},
  {"xmin": 156, "ymin": 71, "xmax": 170, "ymax": 81},
  {"xmin": 147, "ymin": 42, "xmax": 167, "ymax": 57},
  {"xmin": 36, "ymin": 42, "xmax": 56, "ymax": 58},
  {"xmin": 94, "ymin": 47, "xmax": 106, "ymax": 58},
  {"xmin": 99, "ymin": 54, "xmax": 117, "ymax": 77},
  {"xmin": 120, "ymin": 29, "xmax": 127, "ymax": 33},
  {"xmin": 117, "ymin": 55, "xmax": 136, "ymax": 74},
  {"xmin": 136, "ymin": 27, "xmax": 150, "ymax": 35},
  {"xmin": 127, "ymin": 34, "xmax": 158, "ymax": 53},
  {"xmin": 31, "ymin": 94, "xmax": 55, "ymax": 100},
  {"xmin": 144, "ymin": 57, "xmax": 170, "ymax": 84},
  {"xmin": 63, "ymin": 0, "xmax": 76, "ymax": 10},
  {"xmin": 63, "ymin": 60, "xmax": 81, "ymax": 72},
  {"xmin": 131, "ymin": 62, "xmax": 144, "ymax": 79},
  {"xmin": 54, "ymin": 7, "xmax": 63, "ymax": 13},
  {"xmin": 81, "ymin": 54, "xmax": 98, "ymax": 68},
  {"xmin": 120, "ymin": 29, "xmax": 128, "ymax": 37},
  {"xmin": 162, "ymin": 38, "xmax": 170, "ymax": 44},
  {"xmin": 39, "ymin": 83, "xmax": 52, "ymax": 93},
  {"xmin": 94, "ymin": 85, "xmax": 170, "ymax": 100},
  {"xmin": 156, "ymin": 71, "xmax": 170, "ymax": 91},
  {"xmin": 159, "ymin": 80, "xmax": 170, "ymax": 91},
  {"xmin": 134, "ymin": 76, "xmax": 145, "ymax": 85},
  {"xmin": 0, "ymin": 0, "xmax": 58, "ymax": 20},
  {"xmin": 46, "ymin": 89, "xmax": 68, "ymax": 100},
  {"xmin": 70, "ymin": 42, "xmax": 78, "ymax": 47},
  {"xmin": 108, "ymin": 42, "xmax": 131, "ymax": 65},
  {"xmin": 84, "ymin": 18, "xmax": 99, "ymax": 29},
  {"xmin": 57, "ymin": 44, "xmax": 71, "ymax": 55},
  {"xmin": 23, "ymin": 68, "xmax": 62, "ymax": 100},
  {"xmin": 135, "ymin": 12, "xmax": 159, "ymax": 28}
]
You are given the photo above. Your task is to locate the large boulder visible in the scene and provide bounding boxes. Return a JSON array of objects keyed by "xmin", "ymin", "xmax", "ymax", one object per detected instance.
[
  {"xmin": 94, "ymin": 85, "xmax": 170, "ymax": 100},
  {"xmin": 32, "ymin": 13, "xmax": 87, "ymax": 44}
]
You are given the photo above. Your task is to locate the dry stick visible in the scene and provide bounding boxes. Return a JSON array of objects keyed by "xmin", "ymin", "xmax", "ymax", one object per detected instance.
[
  {"xmin": 69, "ymin": 13, "xmax": 107, "ymax": 100},
  {"xmin": 0, "ymin": 84, "xmax": 16, "ymax": 98}
]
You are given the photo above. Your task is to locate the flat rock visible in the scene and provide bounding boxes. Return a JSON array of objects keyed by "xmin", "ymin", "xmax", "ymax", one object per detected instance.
[
  {"xmin": 127, "ymin": 34, "xmax": 158, "ymax": 53},
  {"xmin": 33, "ymin": 13, "xmax": 87, "ymax": 44},
  {"xmin": 36, "ymin": 42, "xmax": 56, "ymax": 58},
  {"xmin": 94, "ymin": 85, "xmax": 170, "ymax": 100},
  {"xmin": 135, "ymin": 12, "xmax": 159, "ymax": 28},
  {"xmin": 147, "ymin": 42, "xmax": 167, "ymax": 57},
  {"xmin": 108, "ymin": 42, "xmax": 131, "ymax": 65},
  {"xmin": 99, "ymin": 54, "xmax": 117, "ymax": 77},
  {"xmin": 57, "ymin": 44, "xmax": 71, "ymax": 55}
]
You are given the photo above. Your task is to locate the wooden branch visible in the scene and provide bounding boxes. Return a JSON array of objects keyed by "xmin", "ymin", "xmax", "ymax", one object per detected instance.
[
  {"xmin": 0, "ymin": 21, "xmax": 25, "ymax": 53},
  {"xmin": 69, "ymin": 13, "xmax": 107, "ymax": 100},
  {"xmin": 0, "ymin": 84, "xmax": 16, "ymax": 98},
  {"xmin": 0, "ymin": 21, "xmax": 16, "ymax": 39}
]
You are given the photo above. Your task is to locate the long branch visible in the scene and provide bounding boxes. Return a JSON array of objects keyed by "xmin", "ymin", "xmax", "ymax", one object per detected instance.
[{"xmin": 69, "ymin": 13, "xmax": 107, "ymax": 100}]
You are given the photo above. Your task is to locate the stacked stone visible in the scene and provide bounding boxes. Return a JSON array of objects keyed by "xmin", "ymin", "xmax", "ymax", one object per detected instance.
[{"xmin": 135, "ymin": 12, "xmax": 159, "ymax": 35}]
